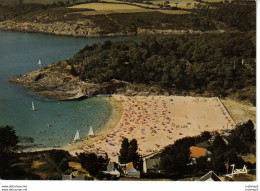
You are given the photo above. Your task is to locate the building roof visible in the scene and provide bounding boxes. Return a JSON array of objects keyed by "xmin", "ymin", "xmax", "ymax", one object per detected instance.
[
  {"xmin": 200, "ymin": 171, "xmax": 221, "ymax": 181},
  {"xmin": 128, "ymin": 168, "xmax": 138, "ymax": 173},
  {"xmin": 62, "ymin": 173, "xmax": 85, "ymax": 180},
  {"xmin": 195, "ymin": 141, "xmax": 211, "ymax": 149},
  {"xmin": 107, "ymin": 162, "xmax": 119, "ymax": 172},
  {"xmin": 126, "ymin": 162, "xmax": 134, "ymax": 173},
  {"xmin": 126, "ymin": 162, "xmax": 137, "ymax": 174},
  {"xmin": 190, "ymin": 146, "xmax": 207, "ymax": 158},
  {"xmin": 103, "ymin": 169, "xmax": 120, "ymax": 177},
  {"xmin": 142, "ymin": 152, "xmax": 159, "ymax": 159}
]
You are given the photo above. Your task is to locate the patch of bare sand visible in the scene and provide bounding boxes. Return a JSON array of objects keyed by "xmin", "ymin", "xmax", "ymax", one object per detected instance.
[
  {"xmin": 222, "ymin": 99, "xmax": 256, "ymax": 124},
  {"xmin": 241, "ymin": 153, "xmax": 256, "ymax": 164},
  {"xmin": 32, "ymin": 161, "xmax": 46, "ymax": 169},
  {"xmin": 68, "ymin": 162, "xmax": 88, "ymax": 173},
  {"xmin": 72, "ymin": 95, "xmax": 236, "ymax": 162},
  {"xmin": 63, "ymin": 96, "xmax": 123, "ymax": 155}
]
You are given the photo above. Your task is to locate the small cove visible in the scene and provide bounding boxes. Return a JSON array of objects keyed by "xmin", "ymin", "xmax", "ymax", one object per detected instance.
[{"xmin": 0, "ymin": 30, "xmax": 137, "ymax": 148}]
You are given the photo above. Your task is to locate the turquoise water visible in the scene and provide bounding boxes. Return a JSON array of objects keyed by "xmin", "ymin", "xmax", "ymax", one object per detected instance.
[{"xmin": 0, "ymin": 30, "xmax": 137, "ymax": 148}]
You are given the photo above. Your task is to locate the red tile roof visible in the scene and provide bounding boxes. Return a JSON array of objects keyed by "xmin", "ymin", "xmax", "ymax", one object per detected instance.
[
  {"xmin": 190, "ymin": 146, "xmax": 207, "ymax": 158},
  {"xmin": 126, "ymin": 162, "xmax": 134, "ymax": 173}
]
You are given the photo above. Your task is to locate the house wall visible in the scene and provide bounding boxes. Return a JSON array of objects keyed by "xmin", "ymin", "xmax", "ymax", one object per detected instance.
[{"xmin": 126, "ymin": 171, "xmax": 140, "ymax": 178}]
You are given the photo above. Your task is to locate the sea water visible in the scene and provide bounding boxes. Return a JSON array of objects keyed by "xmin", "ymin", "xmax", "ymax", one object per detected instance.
[{"xmin": 0, "ymin": 30, "xmax": 137, "ymax": 148}]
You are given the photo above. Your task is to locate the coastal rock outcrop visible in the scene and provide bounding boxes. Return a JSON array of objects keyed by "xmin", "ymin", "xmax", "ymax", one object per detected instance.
[
  {"xmin": 0, "ymin": 20, "xmax": 105, "ymax": 37},
  {"xmin": 0, "ymin": 20, "xmax": 225, "ymax": 38},
  {"xmin": 9, "ymin": 61, "xmax": 169, "ymax": 100}
]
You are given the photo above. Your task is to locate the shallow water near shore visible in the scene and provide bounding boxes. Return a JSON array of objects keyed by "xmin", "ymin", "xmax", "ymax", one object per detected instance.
[{"xmin": 0, "ymin": 30, "xmax": 137, "ymax": 148}]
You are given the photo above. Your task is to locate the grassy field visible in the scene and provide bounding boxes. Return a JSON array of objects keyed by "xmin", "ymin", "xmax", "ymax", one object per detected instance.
[
  {"xmin": 70, "ymin": 2, "xmax": 150, "ymax": 10},
  {"xmin": 101, "ymin": 0, "xmax": 193, "ymax": 10},
  {"xmin": 203, "ymin": 0, "xmax": 233, "ymax": 2},
  {"xmin": 159, "ymin": 9, "xmax": 189, "ymax": 14},
  {"xmin": 153, "ymin": 0, "xmax": 204, "ymax": 9},
  {"xmin": 22, "ymin": 0, "xmax": 53, "ymax": 4},
  {"xmin": 22, "ymin": 0, "xmax": 88, "ymax": 4},
  {"xmin": 10, "ymin": 152, "xmax": 61, "ymax": 179},
  {"xmin": 69, "ymin": 3, "xmax": 154, "ymax": 14},
  {"xmin": 69, "ymin": 2, "xmax": 189, "ymax": 15},
  {"xmin": 130, "ymin": 2, "xmax": 159, "ymax": 8},
  {"xmin": 101, "ymin": 0, "xmax": 121, "ymax": 2},
  {"xmin": 5, "ymin": 149, "xmax": 79, "ymax": 180}
]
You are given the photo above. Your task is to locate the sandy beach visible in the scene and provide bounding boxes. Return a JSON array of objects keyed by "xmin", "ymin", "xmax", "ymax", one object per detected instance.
[
  {"xmin": 63, "ymin": 95, "xmax": 236, "ymax": 162},
  {"xmin": 61, "ymin": 96, "xmax": 123, "ymax": 154}
]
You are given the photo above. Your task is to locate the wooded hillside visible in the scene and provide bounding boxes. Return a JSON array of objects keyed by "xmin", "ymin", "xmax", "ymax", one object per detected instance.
[{"xmin": 67, "ymin": 32, "xmax": 255, "ymax": 104}]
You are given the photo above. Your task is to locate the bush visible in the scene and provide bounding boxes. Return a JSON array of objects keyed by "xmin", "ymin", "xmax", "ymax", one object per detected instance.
[
  {"xmin": 96, "ymin": 171, "xmax": 105, "ymax": 180},
  {"xmin": 105, "ymin": 173, "xmax": 112, "ymax": 180},
  {"xmin": 249, "ymin": 96, "xmax": 256, "ymax": 106},
  {"xmin": 77, "ymin": 152, "xmax": 109, "ymax": 177},
  {"xmin": 59, "ymin": 158, "xmax": 69, "ymax": 172},
  {"xmin": 49, "ymin": 150, "xmax": 71, "ymax": 163}
]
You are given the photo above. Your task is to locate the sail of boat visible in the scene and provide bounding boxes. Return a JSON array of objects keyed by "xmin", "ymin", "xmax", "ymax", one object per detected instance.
[
  {"xmin": 73, "ymin": 130, "xmax": 80, "ymax": 142},
  {"xmin": 38, "ymin": 59, "xmax": 42, "ymax": 66},
  {"xmin": 31, "ymin": 101, "xmax": 35, "ymax": 111},
  {"xmin": 88, "ymin": 126, "xmax": 94, "ymax": 137}
]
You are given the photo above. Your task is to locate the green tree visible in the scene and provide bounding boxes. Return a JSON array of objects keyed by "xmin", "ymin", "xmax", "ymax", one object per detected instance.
[
  {"xmin": 118, "ymin": 138, "xmax": 140, "ymax": 168},
  {"xmin": 235, "ymin": 120, "xmax": 255, "ymax": 143},
  {"xmin": 200, "ymin": 131, "xmax": 211, "ymax": 141},
  {"xmin": 212, "ymin": 135, "xmax": 227, "ymax": 151},
  {"xmin": 210, "ymin": 149, "xmax": 226, "ymax": 174},
  {"xmin": 59, "ymin": 158, "xmax": 69, "ymax": 172},
  {"xmin": 128, "ymin": 139, "xmax": 142, "ymax": 170},
  {"xmin": 228, "ymin": 133, "xmax": 245, "ymax": 154},
  {"xmin": 119, "ymin": 138, "xmax": 130, "ymax": 164},
  {"xmin": 160, "ymin": 138, "xmax": 192, "ymax": 175},
  {"xmin": 98, "ymin": 153, "xmax": 110, "ymax": 171},
  {"xmin": 70, "ymin": 65, "xmax": 78, "ymax": 76},
  {"xmin": 0, "ymin": 125, "xmax": 19, "ymax": 153},
  {"xmin": 128, "ymin": 139, "xmax": 139, "ymax": 162},
  {"xmin": 228, "ymin": 120, "xmax": 255, "ymax": 154},
  {"xmin": 0, "ymin": 126, "xmax": 28, "ymax": 179},
  {"xmin": 77, "ymin": 152, "xmax": 109, "ymax": 177},
  {"xmin": 196, "ymin": 157, "xmax": 209, "ymax": 171},
  {"xmin": 50, "ymin": 149, "xmax": 71, "ymax": 164}
]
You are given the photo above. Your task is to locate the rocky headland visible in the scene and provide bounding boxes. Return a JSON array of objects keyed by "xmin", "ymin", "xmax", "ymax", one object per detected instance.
[{"xmin": 9, "ymin": 61, "xmax": 169, "ymax": 100}]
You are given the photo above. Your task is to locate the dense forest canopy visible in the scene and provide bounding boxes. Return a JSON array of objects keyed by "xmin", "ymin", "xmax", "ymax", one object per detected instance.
[
  {"xmin": 194, "ymin": 0, "xmax": 256, "ymax": 32},
  {"xmin": 67, "ymin": 32, "xmax": 255, "ymax": 103},
  {"xmin": 1, "ymin": 0, "xmax": 255, "ymax": 103},
  {"xmin": 0, "ymin": 1, "xmax": 255, "ymax": 33}
]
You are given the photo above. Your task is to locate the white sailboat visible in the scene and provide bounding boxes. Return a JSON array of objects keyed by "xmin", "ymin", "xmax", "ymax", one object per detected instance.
[
  {"xmin": 38, "ymin": 59, "xmax": 42, "ymax": 66},
  {"xmin": 31, "ymin": 101, "xmax": 35, "ymax": 111},
  {"xmin": 88, "ymin": 126, "xmax": 94, "ymax": 137},
  {"xmin": 73, "ymin": 130, "xmax": 80, "ymax": 142}
]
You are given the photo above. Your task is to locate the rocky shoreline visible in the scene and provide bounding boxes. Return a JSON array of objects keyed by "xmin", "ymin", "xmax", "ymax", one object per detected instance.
[
  {"xmin": 9, "ymin": 61, "xmax": 170, "ymax": 100},
  {"xmin": 3, "ymin": 18, "xmax": 228, "ymax": 100},
  {"xmin": 0, "ymin": 20, "xmax": 226, "ymax": 38}
]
